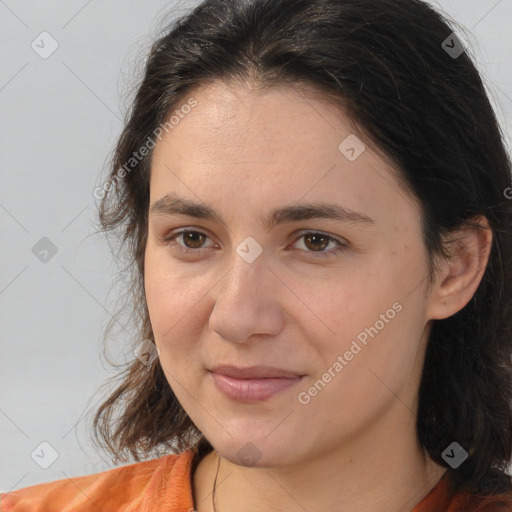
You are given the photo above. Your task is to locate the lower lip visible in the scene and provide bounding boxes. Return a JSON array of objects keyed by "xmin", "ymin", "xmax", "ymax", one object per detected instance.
[{"xmin": 209, "ymin": 372, "xmax": 304, "ymax": 402}]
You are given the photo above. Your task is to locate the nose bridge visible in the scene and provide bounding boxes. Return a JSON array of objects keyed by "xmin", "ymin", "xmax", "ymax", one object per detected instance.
[
  {"xmin": 218, "ymin": 233, "xmax": 268, "ymax": 298},
  {"xmin": 217, "ymin": 244, "xmax": 268, "ymax": 307},
  {"xmin": 209, "ymin": 243, "xmax": 284, "ymax": 342}
]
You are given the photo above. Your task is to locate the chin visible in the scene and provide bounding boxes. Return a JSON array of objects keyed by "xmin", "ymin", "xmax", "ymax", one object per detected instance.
[{"xmin": 210, "ymin": 433, "xmax": 300, "ymax": 468}]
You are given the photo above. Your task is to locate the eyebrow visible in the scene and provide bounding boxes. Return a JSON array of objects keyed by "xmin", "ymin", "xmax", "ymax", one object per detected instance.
[{"xmin": 149, "ymin": 193, "xmax": 375, "ymax": 230}]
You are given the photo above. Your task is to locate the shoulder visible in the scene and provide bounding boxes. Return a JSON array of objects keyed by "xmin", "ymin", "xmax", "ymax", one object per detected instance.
[
  {"xmin": 449, "ymin": 473, "xmax": 512, "ymax": 512},
  {"xmin": 0, "ymin": 450, "xmax": 195, "ymax": 512},
  {"xmin": 456, "ymin": 491, "xmax": 512, "ymax": 512},
  {"xmin": 414, "ymin": 471, "xmax": 512, "ymax": 512}
]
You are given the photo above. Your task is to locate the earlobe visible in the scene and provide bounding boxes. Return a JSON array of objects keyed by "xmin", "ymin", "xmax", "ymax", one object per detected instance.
[{"xmin": 426, "ymin": 215, "xmax": 493, "ymax": 321}]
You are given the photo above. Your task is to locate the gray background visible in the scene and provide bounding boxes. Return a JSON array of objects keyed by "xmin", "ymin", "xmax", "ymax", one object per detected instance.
[{"xmin": 1, "ymin": 0, "xmax": 511, "ymax": 493}]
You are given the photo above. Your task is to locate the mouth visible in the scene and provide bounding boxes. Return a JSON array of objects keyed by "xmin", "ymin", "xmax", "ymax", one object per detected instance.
[{"xmin": 208, "ymin": 365, "xmax": 305, "ymax": 402}]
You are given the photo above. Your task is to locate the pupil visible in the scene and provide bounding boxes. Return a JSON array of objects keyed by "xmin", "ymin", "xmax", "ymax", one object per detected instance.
[
  {"xmin": 306, "ymin": 234, "xmax": 327, "ymax": 251},
  {"xmin": 185, "ymin": 232, "xmax": 204, "ymax": 248}
]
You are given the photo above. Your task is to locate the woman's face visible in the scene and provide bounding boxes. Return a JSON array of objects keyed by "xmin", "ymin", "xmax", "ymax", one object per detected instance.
[{"xmin": 145, "ymin": 79, "xmax": 435, "ymax": 467}]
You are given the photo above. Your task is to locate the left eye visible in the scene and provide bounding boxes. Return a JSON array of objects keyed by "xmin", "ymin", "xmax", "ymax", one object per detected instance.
[
  {"xmin": 291, "ymin": 231, "xmax": 347, "ymax": 257},
  {"xmin": 164, "ymin": 229, "xmax": 347, "ymax": 257}
]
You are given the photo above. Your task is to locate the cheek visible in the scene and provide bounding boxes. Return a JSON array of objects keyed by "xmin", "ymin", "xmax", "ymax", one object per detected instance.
[
  {"xmin": 144, "ymin": 269, "xmax": 205, "ymax": 389},
  {"xmin": 144, "ymin": 249, "xmax": 206, "ymax": 351},
  {"xmin": 289, "ymin": 265, "xmax": 387, "ymax": 354},
  {"xmin": 297, "ymin": 303, "xmax": 420, "ymax": 433},
  {"xmin": 299, "ymin": 259, "xmax": 421, "ymax": 383}
]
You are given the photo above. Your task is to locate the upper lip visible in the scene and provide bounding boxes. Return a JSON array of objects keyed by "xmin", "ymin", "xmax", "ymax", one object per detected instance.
[{"xmin": 209, "ymin": 365, "xmax": 303, "ymax": 379}]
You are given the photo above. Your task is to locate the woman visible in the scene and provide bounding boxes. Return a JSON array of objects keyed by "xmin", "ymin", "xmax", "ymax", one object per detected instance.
[{"xmin": 2, "ymin": 0, "xmax": 512, "ymax": 510}]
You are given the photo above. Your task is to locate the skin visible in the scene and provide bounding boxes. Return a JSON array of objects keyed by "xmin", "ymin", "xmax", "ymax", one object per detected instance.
[{"xmin": 144, "ymin": 79, "xmax": 493, "ymax": 512}]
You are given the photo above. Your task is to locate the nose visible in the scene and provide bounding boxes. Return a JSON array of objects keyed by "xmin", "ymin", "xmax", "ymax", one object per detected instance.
[{"xmin": 208, "ymin": 250, "xmax": 285, "ymax": 344}]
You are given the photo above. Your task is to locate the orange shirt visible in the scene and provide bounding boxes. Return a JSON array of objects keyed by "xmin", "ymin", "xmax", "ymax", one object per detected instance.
[{"xmin": 2, "ymin": 450, "xmax": 512, "ymax": 511}]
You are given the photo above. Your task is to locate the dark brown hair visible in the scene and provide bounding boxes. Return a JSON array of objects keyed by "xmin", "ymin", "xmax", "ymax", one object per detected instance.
[{"xmin": 91, "ymin": 0, "xmax": 512, "ymax": 500}]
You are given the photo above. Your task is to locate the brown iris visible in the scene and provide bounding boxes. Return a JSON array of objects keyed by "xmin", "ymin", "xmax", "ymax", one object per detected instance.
[
  {"xmin": 182, "ymin": 231, "xmax": 207, "ymax": 248},
  {"xmin": 303, "ymin": 233, "xmax": 329, "ymax": 252}
]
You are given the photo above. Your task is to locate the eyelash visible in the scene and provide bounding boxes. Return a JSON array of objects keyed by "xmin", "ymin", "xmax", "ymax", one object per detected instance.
[{"xmin": 163, "ymin": 229, "xmax": 347, "ymax": 258}]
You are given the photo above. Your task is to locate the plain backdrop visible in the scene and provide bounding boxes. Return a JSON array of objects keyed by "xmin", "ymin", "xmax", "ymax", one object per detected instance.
[{"xmin": 1, "ymin": 0, "xmax": 511, "ymax": 492}]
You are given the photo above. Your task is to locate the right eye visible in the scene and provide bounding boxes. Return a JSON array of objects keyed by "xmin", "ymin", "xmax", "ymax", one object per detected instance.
[{"xmin": 164, "ymin": 229, "xmax": 217, "ymax": 254}]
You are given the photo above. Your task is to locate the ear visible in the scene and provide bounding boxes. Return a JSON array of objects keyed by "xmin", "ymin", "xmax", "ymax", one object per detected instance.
[{"xmin": 426, "ymin": 215, "xmax": 493, "ymax": 321}]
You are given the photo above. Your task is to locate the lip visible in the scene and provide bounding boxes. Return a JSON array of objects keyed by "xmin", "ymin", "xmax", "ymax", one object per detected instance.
[
  {"xmin": 208, "ymin": 365, "xmax": 305, "ymax": 403},
  {"xmin": 210, "ymin": 364, "xmax": 303, "ymax": 379}
]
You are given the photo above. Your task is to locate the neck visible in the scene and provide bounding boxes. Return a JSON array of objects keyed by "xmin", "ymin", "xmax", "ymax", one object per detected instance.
[{"xmin": 192, "ymin": 401, "xmax": 447, "ymax": 512}]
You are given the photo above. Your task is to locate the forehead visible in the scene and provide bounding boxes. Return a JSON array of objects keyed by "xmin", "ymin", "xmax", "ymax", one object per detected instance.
[
  {"xmin": 149, "ymin": 79, "xmax": 420, "ymax": 229},
  {"xmin": 154, "ymin": 80, "xmax": 356, "ymax": 162}
]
